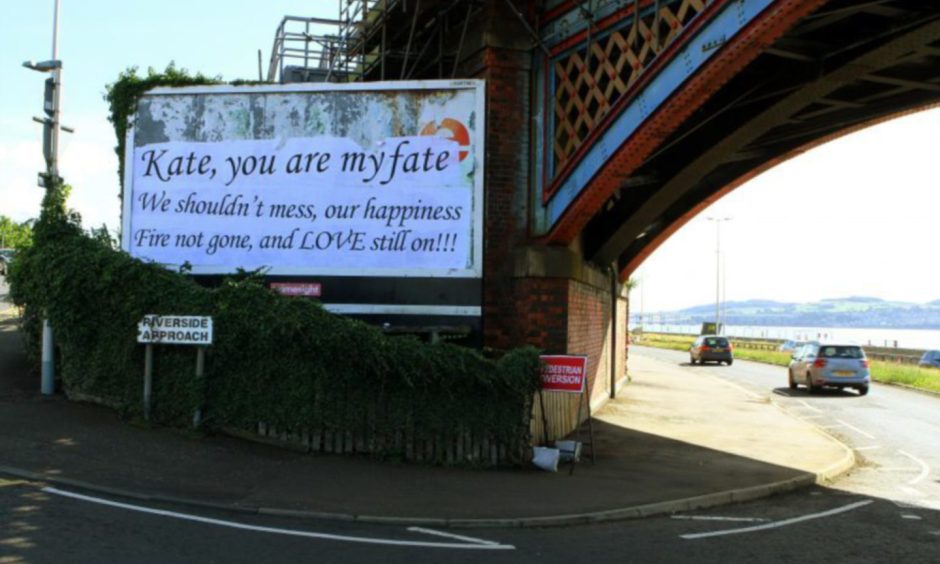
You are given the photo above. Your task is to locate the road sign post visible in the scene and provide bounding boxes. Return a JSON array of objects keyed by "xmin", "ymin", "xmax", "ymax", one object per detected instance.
[{"xmin": 137, "ymin": 315, "xmax": 213, "ymax": 423}]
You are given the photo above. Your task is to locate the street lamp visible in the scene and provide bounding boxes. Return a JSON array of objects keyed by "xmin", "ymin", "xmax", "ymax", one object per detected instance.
[
  {"xmin": 24, "ymin": 0, "xmax": 68, "ymax": 396},
  {"xmin": 706, "ymin": 217, "xmax": 732, "ymax": 334}
]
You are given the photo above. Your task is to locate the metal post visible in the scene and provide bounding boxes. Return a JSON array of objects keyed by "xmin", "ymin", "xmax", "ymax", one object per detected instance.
[
  {"xmin": 41, "ymin": 317, "xmax": 55, "ymax": 394},
  {"xmin": 707, "ymin": 217, "xmax": 731, "ymax": 333},
  {"xmin": 143, "ymin": 343, "xmax": 153, "ymax": 420},
  {"xmin": 715, "ymin": 221, "xmax": 720, "ymax": 330},
  {"xmin": 193, "ymin": 347, "xmax": 205, "ymax": 428},
  {"xmin": 400, "ymin": 0, "xmax": 420, "ymax": 79},
  {"xmin": 40, "ymin": 0, "xmax": 62, "ymax": 396},
  {"xmin": 610, "ymin": 264, "xmax": 617, "ymax": 399}
]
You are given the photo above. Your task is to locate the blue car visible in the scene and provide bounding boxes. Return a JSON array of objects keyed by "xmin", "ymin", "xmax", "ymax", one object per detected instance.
[
  {"xmin": 788, "ymin": 343, "xmax": 870, "ymax": 396},
  {"xmin": 919, "ymin": 350, "xmax": 940, "ymax": 368}
]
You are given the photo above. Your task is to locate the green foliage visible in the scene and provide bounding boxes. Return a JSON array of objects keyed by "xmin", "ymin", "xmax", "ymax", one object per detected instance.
[
  {"xmin": 9, "ymin": 194, "xmax": 541, "ymax": 463},
  {"xmin": 0, "ymin": 216, "xmax": 34, "ymax": 250},
  {"xmin": 104, "ymin": 63, "xmax": 220, "ymax": 195}
]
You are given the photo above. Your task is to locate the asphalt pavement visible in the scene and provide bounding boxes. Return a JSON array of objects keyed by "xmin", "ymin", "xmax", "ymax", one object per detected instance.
[{"xmin": 0, "ymin": 285, "xmax": 854, "ymax": 527}]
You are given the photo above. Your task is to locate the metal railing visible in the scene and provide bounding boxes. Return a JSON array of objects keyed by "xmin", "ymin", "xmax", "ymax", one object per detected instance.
[
  {"xmin": 266, "ymin": 1, "xmax": 407, "ymax": 83},
  {"xmin": 267, "ymin": 15, "xmax": 349, "ymax": 83}
]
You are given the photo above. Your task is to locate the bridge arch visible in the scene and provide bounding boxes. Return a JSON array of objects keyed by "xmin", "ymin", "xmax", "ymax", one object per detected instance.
[{"xmin": 532, "ymin": 1, "xmax": 940, "ymax": 281}]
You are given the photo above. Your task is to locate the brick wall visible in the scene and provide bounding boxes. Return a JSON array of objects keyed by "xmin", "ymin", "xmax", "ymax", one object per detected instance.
[{"xmin": 468, "ymin": 3, "xmax": 631, "ymax": 433}]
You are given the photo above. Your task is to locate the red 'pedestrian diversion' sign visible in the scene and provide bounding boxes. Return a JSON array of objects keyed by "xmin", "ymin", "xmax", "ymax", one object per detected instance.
[{"xmin": 539, "ymin": 355, "xmax": 588, "ymax": 393}]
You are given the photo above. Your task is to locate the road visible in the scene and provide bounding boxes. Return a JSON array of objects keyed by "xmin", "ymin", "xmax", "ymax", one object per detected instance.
[
  {"xmin": 1, "ymin": 330, "xmax": 938, "ymax": 562},
  {"xmin": 636, "ymin": 345, "xmax": 940, "ymax": 512}
]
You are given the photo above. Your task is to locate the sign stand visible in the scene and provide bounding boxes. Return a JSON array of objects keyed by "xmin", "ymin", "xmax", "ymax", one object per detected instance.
[
  {"xmin": 568, "ymin": 382, "xmax": 596, "ymax": 475},
  {"xmin": 537, "ymin": 387, "xmax": 550, "ymax": 445},
  {"xmin": 143, "ymin": 343, "xmax": 154, "ymax": 421},
  {"xmin": 193, "ymin": 346, "xmax": 206, "ymax": 428},
  {"xmin": 137, "ymin": 315, "xmax": 213, "ymax": 424},
  {"xmin": 538, "ymin": 354, "xmax": 595, "ymax": 475}
]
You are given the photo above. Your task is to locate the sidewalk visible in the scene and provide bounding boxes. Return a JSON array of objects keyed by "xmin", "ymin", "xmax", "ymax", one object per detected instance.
[{"xmin": 0, "ymin": 307, "xmax": 853, "ymax": 527}]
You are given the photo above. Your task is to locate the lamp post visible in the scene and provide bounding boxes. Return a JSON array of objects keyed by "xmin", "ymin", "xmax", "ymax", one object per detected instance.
[
  {"xmin": 706, "ymin": 217, "xmax": 731, "ymax": 334},
  {"xmin": 24, "ymin": 0, "xmax": 69, "ymax": 395}
]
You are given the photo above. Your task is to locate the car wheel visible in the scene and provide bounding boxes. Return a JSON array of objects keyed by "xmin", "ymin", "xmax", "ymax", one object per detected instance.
[
  {"xmin": 727, "ymin": 359, "xmax": 733, "ymax": 366},
  {"xmin": 806, "ymin": 374, "xmax": 819, "ymax": 394},
  {"xmin": 788, "ymin": 374, "xmax": 797, "ymax": 389},
  {"xmin": 690, "ymin": 355, "xmax": 696, "ymax": 365},
  {"xmin": 857, "ymin": 385, "xmax": 869, "ymax": 396}
]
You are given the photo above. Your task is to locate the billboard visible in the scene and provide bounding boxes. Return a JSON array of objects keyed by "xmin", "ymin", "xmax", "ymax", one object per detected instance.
[{"xmin": 122, "ymin": 80, "xmax": 484, "ymax": 278}]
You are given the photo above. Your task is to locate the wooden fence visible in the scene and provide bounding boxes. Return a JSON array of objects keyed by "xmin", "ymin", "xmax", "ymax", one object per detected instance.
[{"xmin": 232, "ymin": 421, "xmax": 528, "ymax": 466}]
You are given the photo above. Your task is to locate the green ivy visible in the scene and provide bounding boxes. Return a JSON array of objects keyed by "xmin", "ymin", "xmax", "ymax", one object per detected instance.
[
  {"xmin": 10, "ymin": 208, "xmax": 540, "ymax": 462},
  {"xmin": 104, "ymin": 63, "xmax": 220, "ymax": 197}
]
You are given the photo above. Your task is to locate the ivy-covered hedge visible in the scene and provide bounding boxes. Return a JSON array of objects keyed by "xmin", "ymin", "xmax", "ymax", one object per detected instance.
[{"xmin": 9, "ymin": 207, "xmax": 541, "ymax": 464}]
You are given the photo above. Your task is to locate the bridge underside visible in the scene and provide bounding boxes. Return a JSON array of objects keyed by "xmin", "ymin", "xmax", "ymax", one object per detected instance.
[{"xmin": 575, "ymin": 0, "xmax": 940, "ymax": 278}]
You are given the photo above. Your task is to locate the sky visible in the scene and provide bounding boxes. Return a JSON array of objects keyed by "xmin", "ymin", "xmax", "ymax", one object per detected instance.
[
  {"xmin": 2, "ymin": 1, "xmax": 938, "ymax": 313},
  {"xmin": 0, "ymin": 0, "xmax": 337, "ymax": 228}
]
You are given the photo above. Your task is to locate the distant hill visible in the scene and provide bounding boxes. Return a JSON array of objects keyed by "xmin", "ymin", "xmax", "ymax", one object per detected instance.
[{"xmin": 641, "ymin": 297, "xmax": 940, "ymax": 329}]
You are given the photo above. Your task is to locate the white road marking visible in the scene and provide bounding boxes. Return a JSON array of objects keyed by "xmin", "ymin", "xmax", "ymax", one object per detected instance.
[
  {"xmin": 901, "ymin": 514, "xmax": 922, "ymax": 520},
  {"xmin": 407, "ymin": 527, "xmax": 499, "ymax": 546},
  {"xmin": 671, "ymin": 515, "xmax": 769, "ymax": 523},
  {"xmin": 43, "ymin": 487, "xmax": 514, "ymax": 550},
  {"xmin": 797, "ymin": 400, "xmax": 821, "ymax": 413},
  {"xmin": 834, "ymin": 419, "xmax": 876, "ymax": 440},
  {"xmin": 853, "ymin": 445, "xmax": 882, "ymax": 451},
  {"xmin": 680, "ymin": 500, "xmax": 873, "ymax": 540},
  {"xmin": 897, "ymin": 450, "xmax": 931, "ymax": 485},
  {"xmin": 800, "ymin": 415, "xmax": 825, "ymax": 420}
]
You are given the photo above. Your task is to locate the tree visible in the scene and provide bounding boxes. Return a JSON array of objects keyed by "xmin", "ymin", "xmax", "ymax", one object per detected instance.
[{"xmin": 0, "ymin": 216, "xmax": 34, "ymax": 249}]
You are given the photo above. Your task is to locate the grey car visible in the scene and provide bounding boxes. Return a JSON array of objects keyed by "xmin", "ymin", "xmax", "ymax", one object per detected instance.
[
  {"xmin": 690, "ymin": 335, "xmax": 733, "ymax": 365},
  {"xmin": 788, "ymin": 343, "xmax": 870, "ymax": 395}
]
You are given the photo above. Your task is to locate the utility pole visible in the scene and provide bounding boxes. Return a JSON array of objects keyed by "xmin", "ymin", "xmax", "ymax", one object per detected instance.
[
  {"xmin": 24, "ymin": 0, "xmax": 72, "ymax": 395},
  {"xmin": 707, "ymin": 217, "xmax": 731, "ymax": 334}
]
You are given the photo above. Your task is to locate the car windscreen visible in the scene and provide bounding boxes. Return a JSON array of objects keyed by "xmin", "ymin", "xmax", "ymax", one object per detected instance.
[
  {"xmin": 819, "ymin": 346, "xmax": 864, "ymax": 359},
  {"xmin": 704, "ymin": 338, "xmax": 728, "ymax": 347}
]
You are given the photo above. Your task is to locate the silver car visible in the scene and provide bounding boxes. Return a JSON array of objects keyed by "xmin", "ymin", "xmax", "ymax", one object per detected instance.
[{"xmin": 788, "ymin": 343, "xmax": 870, "ymax": 396}]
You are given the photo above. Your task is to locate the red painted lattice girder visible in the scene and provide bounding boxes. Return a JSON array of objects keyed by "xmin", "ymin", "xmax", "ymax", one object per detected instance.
[{"xmin": 541, "ymin": 0, "xmax": 829, "ymax": 244}]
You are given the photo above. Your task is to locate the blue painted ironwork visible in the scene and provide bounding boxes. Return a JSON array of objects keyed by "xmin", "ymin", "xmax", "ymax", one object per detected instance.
[{"xmin": 532, "ymin": 0, "xmax": 777, "ymax": 234}]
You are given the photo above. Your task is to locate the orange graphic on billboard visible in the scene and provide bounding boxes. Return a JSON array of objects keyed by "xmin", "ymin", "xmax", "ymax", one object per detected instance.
[{"xmin": 419, "ymin": 118, "xmax": 470, "ymax": 161}]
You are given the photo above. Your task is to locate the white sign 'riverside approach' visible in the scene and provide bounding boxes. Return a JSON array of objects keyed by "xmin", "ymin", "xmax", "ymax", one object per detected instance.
[
  {"xmin": 122, "ymin": 81, "xmax": 484, "ymax": 278},
  {"xmin": 137, "ymin": 315, "xmax": 213, "ymax": 345}
]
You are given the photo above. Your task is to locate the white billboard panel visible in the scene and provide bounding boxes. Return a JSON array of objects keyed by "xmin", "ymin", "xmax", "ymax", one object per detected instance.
[{"xmin": 122, "ymin": 81, "xmax": 484, "ymax": 278}]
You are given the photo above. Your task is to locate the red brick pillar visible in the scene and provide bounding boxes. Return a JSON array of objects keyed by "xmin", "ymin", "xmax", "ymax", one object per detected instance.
[{"xmin": 469, "ymin": 3, "xmax": 628, "ymax": 408}]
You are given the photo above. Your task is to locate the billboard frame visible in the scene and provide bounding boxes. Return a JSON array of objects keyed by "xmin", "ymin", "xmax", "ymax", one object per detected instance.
[{"xmin": 120, "ymin": 79, "xmax": 486, "ymax": 279}]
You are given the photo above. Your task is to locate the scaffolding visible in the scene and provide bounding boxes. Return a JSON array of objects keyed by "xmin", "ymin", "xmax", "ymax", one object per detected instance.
[{"xmin": 267, "ymin": 0, "xmax": 484, "ymax": 84}]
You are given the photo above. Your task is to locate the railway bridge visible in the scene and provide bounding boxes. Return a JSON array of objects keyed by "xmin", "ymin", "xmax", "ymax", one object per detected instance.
[{"xmin": 274, "ymin": 0, "xmax": 940, "ymax": 430}]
